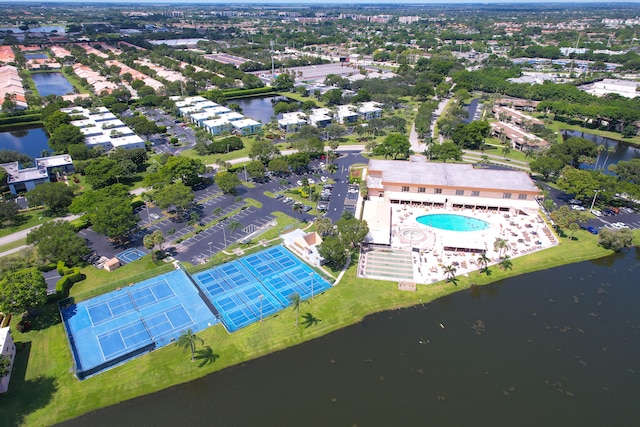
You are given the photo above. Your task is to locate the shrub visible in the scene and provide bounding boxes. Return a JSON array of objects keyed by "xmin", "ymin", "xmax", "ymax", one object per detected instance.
[
  {"xmin": 16, "ymin": 319, "xmax": 31, "ymax": 333},
  {"xmin": 55, "ymin": 267, "xmax": 83, "ymax": 297},
  {"xmin": 56, "ymin": 260, "xmax": 66, "ymax": 276}
]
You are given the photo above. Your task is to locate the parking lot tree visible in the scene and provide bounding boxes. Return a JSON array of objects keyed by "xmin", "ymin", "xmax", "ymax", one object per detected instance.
[
  {"xmin": 318, "ymin": 235, "xmax": 348, "ymax": 269},
  {"xmin": 245, "ymin": 160, "xmax": 266, "ymax": 181},
  {"xmin": 161, "ymin": 156, "xmax": 206, "ymax": 187},
  {"xmin": 598, "ymin": 228, "xmax": 634, "ymax": 252},
  {"xmin": 268, "ymin": 157, "xmax": 289, "ymax": 176},
  {"xmin": 315, "ymin": 217, "xmax": 334, "ymax": 237},
  {"xmin": 69, "ymin": 183, "xmax": 131, "ymax": 215},
  {"xmin": 556, "ymin": 166, "xmax": 603, "ymax": 201},
  {"xmin": 373, "ymin": 133, "xmax": 411, "ymax": 160},
  {"xmin": 287, "ymin": 152, "xmax": 310, "ymax": 174},
  {"xmin": 215, "ymin": 171, "xmax": 241, "ymax": 194},
  {"xmin": 48, "ymin": 124, "xmax": 85, "ymax": 153},
  {"xmin": 153, "ymin": 182, "xmax": 195, "ymax": 215},
  {"xmin": 25, "ymin": 182, "xmax": 74, "ymax": 214},
  {"xmin": 26, "ymin": 220, "xmax": 90, "ymax": 266},
  {"xmin": 90, "ymin": 200, "xmax": 139, "ymax": 243},
  {"xmin": 0, "ymin": 200, "xmax": 20, "ymax": 227},
  {"xmin": 249, "ymin": 140, "xmax": 280, "ymax": 164},
  {"xmin": 143, "ymin": 230, "xmax": 165, "ymax": 259},
  {"xmin": 550, "ymin": 205, "xmax": 586, "ymax": 232},
  {"xmin": 0, "ymin": 268, "xmax": 47, "ymax": 316}
]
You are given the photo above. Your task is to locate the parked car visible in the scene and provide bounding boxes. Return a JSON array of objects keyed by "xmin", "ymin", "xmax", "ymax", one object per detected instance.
[
  {"xmin": 274, "ymin": 194, "xmax": 283, "ymax": 199},
  {"xmin": 586, "ymin": 226, "xmax": 598, "ymax": 234},
  {"xmin": 602, "ymin": 208, "xmax": 615, "ymax": 216},
  {"xmin": 591, "ymin": 209, "xmax": 602, "ymax": 217},
  {"xmin": 569, "ymin": 199, "xmax": 582, "ymax": 206},
  {"xmin": 571, "ymin": 205, "xmax": 585, "ymax": 211}
]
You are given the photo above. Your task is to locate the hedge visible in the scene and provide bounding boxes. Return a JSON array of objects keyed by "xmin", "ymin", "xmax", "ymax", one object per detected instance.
[
  {"xmin": 0, "ymin": 113, "xmax": 42, "ymax": 126},
  {"xmin": 55, "ymin": 267, "xmax": 84, "ymax": 296},
  {"xmin": 56, "ymin": 260, "xmax": 66, "ymax": 276},
  {"xmin": 222, "ymin": 87, "xmax": 275, "ymax": 99}
]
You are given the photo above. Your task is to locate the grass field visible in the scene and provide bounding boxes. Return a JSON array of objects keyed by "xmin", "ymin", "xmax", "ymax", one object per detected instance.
[{"xmin": 2, "ymin": 228, "xmax": 634, "ymax": 426}]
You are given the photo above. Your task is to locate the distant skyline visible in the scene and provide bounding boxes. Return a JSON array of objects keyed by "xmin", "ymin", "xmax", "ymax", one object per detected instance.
[{"xmin": 4, "ymin": 0, "xmax": 640, "ymax": 3}]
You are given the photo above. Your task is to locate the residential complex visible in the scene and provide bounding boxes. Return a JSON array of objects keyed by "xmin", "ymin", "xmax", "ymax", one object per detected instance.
[{"xmin": 0, "ymin": 154, "xmax": 74, "ymax": 194}]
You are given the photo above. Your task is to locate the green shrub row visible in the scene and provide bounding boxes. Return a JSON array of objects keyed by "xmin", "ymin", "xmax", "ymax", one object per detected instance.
[
  {"xmin": 222, "ymin": 87, "xmax": 275, "ymax": 98},
  {"xmin": 55, "ymin": 267, "xmax": 84, "ymax": 297},
  {"xmin": 0, "ymin": 113, "xmax": 42, "ymax": 126}
]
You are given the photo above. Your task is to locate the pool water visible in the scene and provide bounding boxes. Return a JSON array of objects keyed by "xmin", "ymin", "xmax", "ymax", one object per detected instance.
[{"xmin": 416, "ymin": 214, "xmax": 490, "ymax": 232}]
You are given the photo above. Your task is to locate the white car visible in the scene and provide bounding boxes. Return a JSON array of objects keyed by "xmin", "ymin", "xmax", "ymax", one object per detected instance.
[
  {"xmin": 591, "ymin": 209, "xmax": 602, "ymax": 217},
  {"xmin": 296, "ymin": 180, "xmax": 302, "ymax": 186},
  {"xmin": 571, "ymin": 205, "xmax": 585, "ymax": 211},
  {"xmin": 320, "ymin": 176, "xmax": 327, "ymax": 182},
  {"xmin": 308, "ymin": 178, "xmax": 316, "ymax": 185}
]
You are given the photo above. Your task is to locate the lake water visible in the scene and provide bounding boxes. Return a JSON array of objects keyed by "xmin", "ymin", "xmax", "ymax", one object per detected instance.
[
  {"xmin": 0, "ymin": 25, "xmax": 65, "ymax": 33},
  {"xmin": 31, "ymin": 73, "xmax": 74, "ymax": 97},
  {"xmin": 232, "ymin": 96, "xmax": 286, "ymax": 123},
  {"xmin": 563, "ymin": 129, "xmax": 640, "ymax": 171},
  {"xmin": 59, "ymin": 249, "xmax": 640, "ymax": 426},
  {"xmin": 24, "ymin": 53, "xmax": 48, "ymax": 60},
  {"xmin": 0, "ymin": 127, "xmax": 51, "ymax": 159}
]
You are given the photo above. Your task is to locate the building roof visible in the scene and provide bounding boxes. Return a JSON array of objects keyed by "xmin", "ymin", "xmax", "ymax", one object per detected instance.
[{"xmin": 367, "ymin": 158, "xmax": 539, "ymax": 193}]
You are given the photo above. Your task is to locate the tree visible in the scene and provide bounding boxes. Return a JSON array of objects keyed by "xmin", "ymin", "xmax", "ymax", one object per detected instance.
[
  {"xmin": 494, "ymin": 238, "xmax": 509, "ymax": 258},
  {"xmin": 163, "ymin": 156, "xmax": 205, "ymax": 187},
  {"xmin": 0, "ymin": 268, "xmax": 47, "ymax": 315},
  {"xmin": 373, "ymin": 133, "xmax": 411, "ymax": 159},
  {"xmin": 530, "ymin": 156, "xmax": 564, "ymax": 180},
  {"xmin": 598, "ymin": 228, "xmax": 634, "ymax": 252},
  {"xmin": 335, "ymin": 214, "xmax": 369, "ymax": 251},
  {"xmin": 609, "ymin": 158, "xmax": 640, "ymax": 185},
  {"xmin": 289, "ymin": 291, "xmax": 304, "ymax": 326},
  {"xmin": 0, "ymin": 354, "xmax": 11, "ymax": 379},
  {"xmin": 214, "ymin": 171, "xmax": 241, "ymax": 194},
  {"xmin": 318, "ymin": 235, "xmax": 348, "ymax": 268},
  {"xmin": 43, "ymin": 110, "xmax": 70, "ymax": 134},
  {"xmin": 600, "ymin": 146, "xmax": 616, "ymax": 170},
  {"xmin": 442, "ymin": 264, "xmax": 458, "ymax": 285},
  {"xmin": 48, "ymin": 124, "xmax": 85, "ymax": 153},
  {"xmin": 143, "ymin": 230, "xmax": 165, "ymax": 257},
  {"xmin": 25, "ymin": 182, "xmax": 74, "ymax": 214},
  {"xmin": 227, "ymin": 220, "xmax": 243, "ymax": 236},
  {"xmin": 477, "ymin": 252, "xmax": 491, "ymax": 275},
  {"xmin": 249, "ymin": 140, "xmax": 280, "ymax": 164},
  {"xmin": 273, "ymin": 74, "xmax": 295, "ymax": 91},
  {"xmin": 0, "ymin": 200, "xmax": 20, "ymax": 227},
  {"xmin": 315, "ymin": 217, "xmax": 334, "ymax": 236},
  {"xmin": 91, "ymin": 201, "xmax": 139, "ymax": 242},
  {"xmin": 85, "ymin": 157, "xmax": 119, "ymax": 189},
  {"xmin": 153, "ymin": 182, "xmax": 195, "ymax": 215},
  {"xmin": 175, "ymin": 328, "xmax": 204, "ymax": 362},
  {"xmin": 569, "ymin": 223, "xmax": 580, "ymax": 240},
  {"xmin": 245, "ymin": 160, "xmax": 266, "ymax": 181},
  {"xmin": 429, "ymin": 142, "xmax": 463, "ymax": 162},
  {"xmin": 268, "ymin": 158, "xmax": 289, "ymax": 176},
  {"xmin": 322, "ymin": 89, "xmax": 343, "ymax": 106},
  {"xmin": 498, "ymin": 255, "xmax": 513, "ymax": 271},
  {"xmin": 26, "ymin": 221, "xmax": 90, "ymax": 266}
]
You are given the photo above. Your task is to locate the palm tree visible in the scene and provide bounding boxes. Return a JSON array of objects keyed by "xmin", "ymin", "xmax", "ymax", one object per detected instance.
[
  {"xmin": 601, "ymin": 146, "xmax": 616, "ymax": 170},
  {"xmin": 292, "ymin": 203, "xmax": 304, "ymax": 223},
  {"xmin": 494, "ymin": 238, "xmax": 509, "ymax": 258},
  {"xmin": 175, "ymin": 329, "xmax": 204, "ymax": 362},
  {"xmin": 212, "ymin": 207, "xmax": 223, "ymax": 217},
  {"xmin": 594, "ymin": 144, "xmax": 606, "ymax": 170},
  {"xmin": 289, "ymin": 292, "xmax": 302, "ymax": 326},
  {"xmin": 315, "ymin": 217, "xmax": 333, "ymax": 236},
  {"xmin": 499, "ymin": 255, "xmax": 513, "ymax": 271},
  {"xmin": 326, "ymin": 163, "xmax": 338, "ymax": 174},
  {"xmin": 569, "ymin": 222, "xmax": 580, "ymax": 240},
  {"xmin": 442, "ymin": 264, "xmax": 458, "ymax": 285},
  {"xmin": 477, "ymin": 252, "xmax": 491, "ymax": 275}
]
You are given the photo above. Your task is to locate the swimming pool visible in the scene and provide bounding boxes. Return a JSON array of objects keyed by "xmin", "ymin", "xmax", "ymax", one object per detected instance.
[{"xmin": 416, "ymin": 214, "xmax": 490, "ymax": 232}]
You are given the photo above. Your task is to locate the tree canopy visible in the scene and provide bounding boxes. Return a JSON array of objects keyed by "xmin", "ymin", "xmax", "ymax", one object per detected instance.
[
  {"xmin": 26, "ymin": 221, "xmax": 90, "ymax": 266},
  {"xmin": 25, "ymin": 182, "xmax": 75, "ymax": 214},
  {"xmin": 0, "ymin": 268, "xmax": 48, "ymax": 315}
]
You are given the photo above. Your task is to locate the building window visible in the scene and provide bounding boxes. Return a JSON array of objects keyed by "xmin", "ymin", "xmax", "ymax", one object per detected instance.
[
  {"xmin": 471, "ymin": 191, "xmax": 480, "ymax": 197},
  {"xmin": 434, "ymin": 188, "xmax": 442, "ymax": 194},
  {"xmin": 401, "ymin": 186, "xmax": 410, "ymax": 192},
  {"xmin": 503, "ymin": 193, "xmax": 512, "ymax": 199},
  {"xmin": 518, "ymin": 194, "xmax": 528, "ymax": 200},
  {"xmin": 417, "ymin": 187, "xmax": 426, "ymax": 193},
  {"xmin": 455, "ymin": 189, "xmax": 464, "ymax": 196}
]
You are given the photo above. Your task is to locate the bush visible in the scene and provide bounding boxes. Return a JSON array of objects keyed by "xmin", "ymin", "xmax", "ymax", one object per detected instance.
[
  {"xmin": 55, "ymin": 267, "xmax": 83, "ymax": 296},
  {"xmin": 56, "ymin": 260, "xmax": 66, "ymax": 276},
  {"xmin": 69, "ymin": 216, "xmax": 91, "ymax": 231},
  {"xmin": 16, "ymin": 319, "xmax": 31, "ymax": 333}
]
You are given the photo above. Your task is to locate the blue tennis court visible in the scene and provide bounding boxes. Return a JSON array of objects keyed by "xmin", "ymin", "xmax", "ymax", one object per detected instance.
[
  {"xmin": 192, "ymin": 246, "xmax": 332, "ymax": 332},
  {"xmin": 61, "ymin": 269, "xmax": 218, "ymax": 379},
  {"xmin": 116, "ymin": 248, "xmax": 148, "ymax": 264}
]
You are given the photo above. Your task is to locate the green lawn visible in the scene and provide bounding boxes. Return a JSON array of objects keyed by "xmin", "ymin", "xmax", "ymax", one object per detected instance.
[
  {"xmin": 0, "ymin": 209, "xmax": 53, "ymax": 239},
  {"xmin": 2, "ymin": 228, "xmax": 632, "ymax": 426}
]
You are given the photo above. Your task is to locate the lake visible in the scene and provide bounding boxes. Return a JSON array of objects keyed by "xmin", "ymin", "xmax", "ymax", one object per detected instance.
[
  {"xmin": 24, "ymin": 53, "xmax": 48, "ymax": 60},
  {"xmin": 59, "ymin": 249, "xmax": 640, "ymax": 426},
  {"xmin": 31, "ymin": 73, "xmax": 75, "ymax": 97},
  {"xmin": 563, "ymin": 129, "xmax": 640, "ymax": 171},
  {"xmin": 232, "ymin": 96, "xmax": 287, "ymax": 124},
  {"xmin": 0, "ymin": 127, "xmax": 51, "ymax": 160}
]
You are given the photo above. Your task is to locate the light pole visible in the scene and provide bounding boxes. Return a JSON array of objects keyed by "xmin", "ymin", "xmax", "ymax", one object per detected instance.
[
  {"xmin": 243, "ymin": 164, "xmax": 248, "ymax": 182},
  {"xmin": 259, "ymin": 295, "xmax": 264, "ymax": 322},
  {"xmin": 208, "ymin": 241, "xmax": 212, "ymax": 262},
  {"xmin": 222, "ymin": 222, "xmax": 227, "ymax": 248},
  {"xmin": 309, "ymin": 272, "xmax": 314, "ymax": 299},
  {"xmin": 589, "ymin": 189, "xmax": 600, "ymax": 212},
  {"xmin": 146, "ymin": 202, "xmax": 151, "ymax": 225}
]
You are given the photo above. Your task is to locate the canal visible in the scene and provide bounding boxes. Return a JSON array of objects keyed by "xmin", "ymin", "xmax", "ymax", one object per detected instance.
[{"xmin": 60, "ymin": 249, "xmax": 640, "ymax": 426}]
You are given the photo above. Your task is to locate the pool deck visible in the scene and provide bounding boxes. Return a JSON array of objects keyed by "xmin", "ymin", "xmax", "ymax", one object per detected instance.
[{"xmin": 359, "ymin": 205, "xmax": 558, "ymax": 284}]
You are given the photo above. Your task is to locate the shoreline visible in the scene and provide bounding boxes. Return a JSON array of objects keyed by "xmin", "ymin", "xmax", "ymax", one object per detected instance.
[{"xmin": 10, "ymin": 231, "xmax": 628, "ymax": 426}]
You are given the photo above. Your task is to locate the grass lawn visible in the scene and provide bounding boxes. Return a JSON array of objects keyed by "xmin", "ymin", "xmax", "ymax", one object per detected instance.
[
  {"xmin": 0, "ymin": 209, "xmax": 54, "ymax": 239},
  {"xmin": 0, "ymin": 237, "xmax": 27, "ymax": 254}
]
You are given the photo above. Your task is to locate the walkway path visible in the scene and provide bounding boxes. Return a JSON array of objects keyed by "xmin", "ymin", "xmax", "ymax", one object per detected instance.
[
  {"xmin": 0, "ymin": 214, "xmax": 81, "ymax": 258},
  {"xmin": 462, "ymin": 150, "xmax": 531, "ymax": 171}
]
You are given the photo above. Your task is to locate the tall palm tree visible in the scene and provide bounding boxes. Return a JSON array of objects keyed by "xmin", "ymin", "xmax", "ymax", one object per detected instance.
[
  {"xmin": 289, "ymin": 292, "xmax": 302, "ymax": 326},
  {"xmin": 175, "ymin": 329, "xmax": 204, "ymax": 362},
  {"xmin": 442, "ymin": 264, "xmax": 458, "ymax": 285},
  {"xmin": 477, "ymin": 252, "xmax": 491, "ymax": 275},
  {"xmin": 594, "ymin": 144, "xmax": 606, "ymax": 170},
  {"xmin": 228, "ymin": 220, "xmax": 243, "ymax": 235},
  {"xmin": 601, "ymin": 146, "xmax": 616, "ymax": 170},
  {"xmin": 292, "ymin": 203, "xmax": 304, "ymax": 223},
  {"xmin": 326, "ymin": 163, "xmax": 338, "ymax": 174},
  {"xmin": 494, "ymin": 238, "xmax": 509, "ymax": 258}
]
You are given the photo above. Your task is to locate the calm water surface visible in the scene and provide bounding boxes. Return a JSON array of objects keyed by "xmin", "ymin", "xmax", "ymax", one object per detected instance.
[
  {"xmin": 564, "ymin": 129, "xmax": 640, "ymax": 172},
  {"xmin": 31, "ymin": 73, "xmax": 74, "ymax": 97},
  {"xmin": 60, "ymin": 250, "xmax": 640, "ymax": 426},
  {"xmin": 232, "ymin": 96, "xmax": 286, "ymax": 123},
  {"xmin": 0, "ymin": 127, "xmax": 50, "ymax": 159}
]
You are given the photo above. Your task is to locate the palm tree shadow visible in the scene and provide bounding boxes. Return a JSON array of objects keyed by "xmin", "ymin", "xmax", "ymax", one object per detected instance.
[
  {"xmin": 194, "ymin": 346, "xmax": 219, "ymax": 367},
  {"xmin": 301, "ymin": 312, "xmax": 321, "ymax": 329}
]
